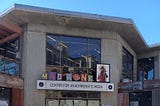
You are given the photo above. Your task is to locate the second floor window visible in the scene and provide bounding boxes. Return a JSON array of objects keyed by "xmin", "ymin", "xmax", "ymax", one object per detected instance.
[
  {"xmin": 0, "ymin": 38, "xmax": 20, "ymax": 76},
  {"xmin": 121, "ymin": 47, "xmax": 133, "ymax": 81},
  {"xmin": 46, "ymin": 34, "xmax": 101, "ymax": 82},
  {"xmin": 137, "ymin": 57, "xmax": 154, "ymax": 81}
]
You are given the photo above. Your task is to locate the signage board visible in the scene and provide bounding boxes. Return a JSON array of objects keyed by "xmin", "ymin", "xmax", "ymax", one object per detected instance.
[{"xmin": 37, "ymin": 80, "xmax": 114, "ymax": 92}]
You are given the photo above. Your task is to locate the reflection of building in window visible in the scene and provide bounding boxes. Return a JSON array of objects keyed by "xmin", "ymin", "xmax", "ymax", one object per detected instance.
[
  {"xmin": 46, "ymin": 34, "xmax": 101, "ymax": 82},
  {"xmin": 0, "ymin": 38, "xmax": 20, "ymax": 76},
  {"xmin": 121, "ymin": 47, "xmax": 133, "ymax": 82},
  {"xmin": 137, "ymin": 57, "xmax": 154, "ymax": 81}
]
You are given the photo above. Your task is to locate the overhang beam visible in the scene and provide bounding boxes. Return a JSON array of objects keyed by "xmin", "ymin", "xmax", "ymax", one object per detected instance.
[{"xmin": 0, "ymin": 18, "xmax": 22, "ymax": 44}]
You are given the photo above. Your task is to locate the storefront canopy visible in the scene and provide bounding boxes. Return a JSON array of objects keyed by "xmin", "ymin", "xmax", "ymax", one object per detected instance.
[{"xmin": 0, "ymin": 18, "xmax": 22, "ymax": 44}]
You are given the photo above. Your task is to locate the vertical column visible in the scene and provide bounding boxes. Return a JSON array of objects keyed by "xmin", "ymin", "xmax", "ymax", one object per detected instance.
[
  {"xmin": 22, "ymin": 24, "xmax": 46, "ymax": 106},
  {"xmin": 12, "ymin": 88, "xmax": 23, "ymax": 106},
  {"xmin": 154, "ymin": 55, "xmax": 160, "ymax": 79},
  {"xmin": 101, "ymin": 37, "xmax": 119, "ymax": 106},
  {"xmin": 118, "ymin": 93, "xmax": 129, "ymax": 106},
  {"xmin": 152, "ymin": 90, "xmax": 160, "ymax": 106}
]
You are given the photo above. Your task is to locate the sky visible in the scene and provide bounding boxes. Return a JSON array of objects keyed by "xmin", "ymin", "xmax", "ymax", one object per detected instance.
[{"xmin": 0, "ymin": 0, "xmax": 160, "ymax": 45}]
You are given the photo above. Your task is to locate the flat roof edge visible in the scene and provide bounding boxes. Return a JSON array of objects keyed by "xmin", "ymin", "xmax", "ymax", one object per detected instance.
[
  {"xmin": 1, "ymin": 4, "xmax": 133, "ymax": 24},
  {"xmin": 0, "ymin": 5, "xmax": 15, "ymax": 18},
  {"xmin": 131, "ymin": 22, "xmax": 148, "ymax": 47},
  {"xmin": 149, "ymin": 43, "xmax": 160, "ymax": 48}
]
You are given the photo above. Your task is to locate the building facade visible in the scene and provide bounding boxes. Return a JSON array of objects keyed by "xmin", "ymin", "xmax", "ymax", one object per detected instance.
[{"xmin": 1, "ymin": 4, "xmax": 160, "ymax": 106}]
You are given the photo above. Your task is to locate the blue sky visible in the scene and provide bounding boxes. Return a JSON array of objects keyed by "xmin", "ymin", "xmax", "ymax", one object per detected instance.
[{"xmin": 0, "ymin": 0, "xmax": 159, "ymax": 45}]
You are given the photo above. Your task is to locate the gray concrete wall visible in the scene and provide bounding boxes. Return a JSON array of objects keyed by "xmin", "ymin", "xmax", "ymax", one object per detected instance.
[
  {"xmin": 100, "ymin": 32, "xmax": 136, "ymax": 106},
  {"xmin": 154, "ymin": 55, "xmax": 160, "ymax": 80},
  {"xmin": 101, "ymin": 36, "xmax": 119, "ymax": 106},
  {"xmin": 22, "ymin": 23, "xmax": 136, "ymax": 106},
  {"xmin": 152, "ymin": 90, "xmax": 160, "ymax": 106},
  {"xmin": 22, "ymin": 24, "xmax": 46, "ymax": 106}
]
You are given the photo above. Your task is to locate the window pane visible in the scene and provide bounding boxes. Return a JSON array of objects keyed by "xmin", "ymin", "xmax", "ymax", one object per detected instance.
[
  {"xmin": 88, "ymin": 100, "xmax": 100, "ymax": 106},
  {"xmin": 60, "ymin": 100, "xmax": 73, "ymax": 106},
  {"xmin": 88, "ymin": 44, "xmax": 100, "ymax": 82},
  {"xmin": 74, "ymin": 100, "xmax": 86, "ymax": 106},
  {"xmin": 46, "ymin": 99, "xmax": 59, "ymax": 106},
  {"xmin": 61, "ymin": 36, "xmax": 88, "ymax": 43},
  {"xmin": 46, "ymin": 35, "xmax": 60, "ymax": 65},
  {"xmin": 137, "ymin": 57, "xmax": 154, "ymax": 81},
  {"xmin": 0, "ymin": 38, "xmax": 20, "ymax": 76},
  {"xmin": 121, "ymin": 48, "xmax": 133, "ymax": 81},
  {"xmin": 88, "ymin": 92, "xmax": 100, "ymax": 98},
  {"xmin": 88, "ymin": 39, "xmax": 100, "ymax": 44},
  {"xmin": 46, "ymin": 34, "xmax": 101, "ymax": 82},
  {"xmin": 63, "ymin": 42, "xmax": 87, "ymax": 67}
]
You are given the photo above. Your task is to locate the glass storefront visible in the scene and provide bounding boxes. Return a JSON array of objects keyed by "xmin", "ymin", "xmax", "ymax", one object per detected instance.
[
  {"xmin": 46, "ymin": 34, "xmax": 101, "ymax": 106},
  {"xmin": 46, "ymin": 34, "xmax": 101, "ymax": 82},
  {"xmin": 0, "ymin": 87, "xmax": 11, "ymax": 106}
]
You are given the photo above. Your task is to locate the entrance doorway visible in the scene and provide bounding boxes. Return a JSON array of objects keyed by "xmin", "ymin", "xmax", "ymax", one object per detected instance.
[
  {"xmin": 46, "ymin": 91, "xmax": 100, "ymax": 106},
  {"xmin": 129, "ymin": 91, "xmax": 152, "ymax": 106},
  {"xmin": 0, "ymin": 87, "xmax": 11, "ymax": 106}
]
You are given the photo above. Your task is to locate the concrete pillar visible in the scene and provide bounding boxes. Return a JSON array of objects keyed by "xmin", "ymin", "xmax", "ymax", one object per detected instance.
[
  {"xmin": 154, "ymin": 56, "xmax": 159, "ymax": 79},
  {"xmin": 152, "ymin": 90, "xmax": 160, "ymax": 106},
  {"xmin": 158, "ymin": 53, "xmax": 160, "ymax": 79},
  {"xmin": 101, "ymin": 38, "xmax": 119, "ymax": 106},
  {"xmin": 22, "ymin": 24, "xmax": 46, "ymax": 106}
]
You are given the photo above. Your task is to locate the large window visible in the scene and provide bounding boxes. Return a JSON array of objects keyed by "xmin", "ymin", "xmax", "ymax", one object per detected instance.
[
  {"xmin": 137, "ymin": 57, "xmax": 154, "ymax": 81},
  {"xmin": 46, "ymin": 34, "xmax": 101, "ymax": 82},
  {"xmin": 0, "ymin": 38, "xmax": 20, "ymax": 76},
  {"xmin": 121, "ymin": 47, "xmax": 133, "ymax": 82},
  {"xmin": 46, "ymin": 34, "xmax": 101, "ymax": 106}
]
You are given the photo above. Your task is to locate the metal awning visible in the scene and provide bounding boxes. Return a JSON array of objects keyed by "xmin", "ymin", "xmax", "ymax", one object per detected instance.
[{"xmin": 0, "ymin": 18, "xmax": 22, "ymax": 44}]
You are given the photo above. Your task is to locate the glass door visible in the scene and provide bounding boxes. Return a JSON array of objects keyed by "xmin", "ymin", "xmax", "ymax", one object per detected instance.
[
  {"xmin": 129, "ymin": 91, "xmax": 152, "ymax": 106},
  {"xmin": 0, "ymin": 87, "xmax": 11, "ymax": 106}
]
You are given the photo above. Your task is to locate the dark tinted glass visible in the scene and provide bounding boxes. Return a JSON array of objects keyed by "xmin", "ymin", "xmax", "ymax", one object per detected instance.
[
  {"xmin": 121, "ymin": 48, "xmax": 133, "ymax": 81},
  {"xmin": 46, "ymin": 34, "xmax": 101, "ymax": 82},
  {"xmin": 137, "ymin": 57, "xmax": 154, "ymax": 81}
]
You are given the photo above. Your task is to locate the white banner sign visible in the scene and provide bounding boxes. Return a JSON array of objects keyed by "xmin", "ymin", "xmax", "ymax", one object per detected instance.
[{"xmin": 37, "ymin": 80, "xmax": 114, "ymax": 92}]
